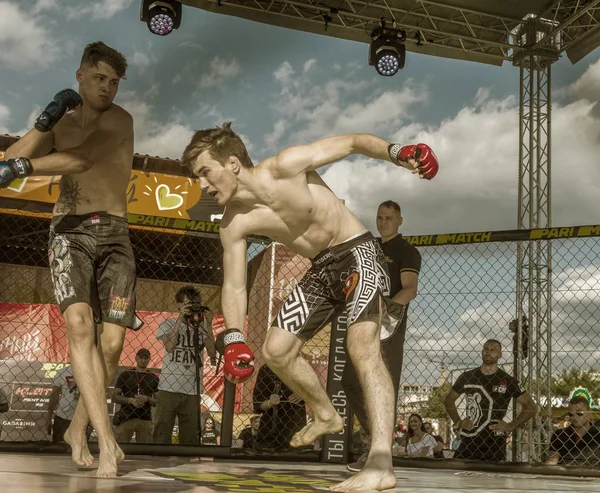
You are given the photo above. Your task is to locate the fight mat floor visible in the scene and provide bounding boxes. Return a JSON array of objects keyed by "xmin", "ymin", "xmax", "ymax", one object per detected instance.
[{"xmin": 1, "ymin": 453, "xmax": 599, "ymax": 493}]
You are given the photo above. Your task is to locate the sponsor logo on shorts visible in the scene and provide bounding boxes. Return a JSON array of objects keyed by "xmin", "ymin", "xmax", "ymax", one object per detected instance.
[
  {"xmin": 90, "ymin": 214, "xmax": 101, "ymax": 224},
  {"xmin": 342, "ymin": 272, "xmax": 359, "ymax": 300},
  {"xmin": 313, "ymin": 251, "xmax": 333, "ymax": 266},
  {"xmin": 108, "ymin": 288, "xmax": 130, "ymax": 321}
]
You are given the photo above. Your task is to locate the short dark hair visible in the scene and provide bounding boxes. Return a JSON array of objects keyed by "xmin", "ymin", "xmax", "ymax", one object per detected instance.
[
  {"xmin": 80, "ymin": 41, "xmax": 128, "ymax": 79},
  {"xmin": 570, "ymin": 395, "xmax": 590, "ymax": 409},
  {"xmin": 175, "ymin": 285, "xmax": 201, "ymax": 303},
  {"xmin": 485, "ymin": 339, "xmax": 502, "ymax": 349},
  {"xmin": 379, "ymin": 200, "xmax": 401, "ymax": 216},
  {"xmin": 181, "ymin": 122, "xmax": 253, "ymax": 171}
]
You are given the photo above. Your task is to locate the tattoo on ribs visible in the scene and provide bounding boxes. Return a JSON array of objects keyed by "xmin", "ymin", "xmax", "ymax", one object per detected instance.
[{"xmin": 55, "ymin": 175, "xmax": 81, "ymax": 215}]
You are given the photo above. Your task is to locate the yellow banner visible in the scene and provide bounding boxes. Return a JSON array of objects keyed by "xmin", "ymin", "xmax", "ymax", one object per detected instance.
[{"xmin": 0, "ymin": 151, "xmax": 212, "ymax": 220}]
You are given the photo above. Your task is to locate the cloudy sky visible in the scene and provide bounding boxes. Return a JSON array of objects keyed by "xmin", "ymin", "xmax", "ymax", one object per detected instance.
[{"xmin": 1, "ymin": 1, "xmax": 599, "ymax": 384}]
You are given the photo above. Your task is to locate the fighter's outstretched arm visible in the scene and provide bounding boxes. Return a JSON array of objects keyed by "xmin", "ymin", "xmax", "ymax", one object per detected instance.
[
  {"xmin": 273, "ymin": 134, "xmax": 392, "ymax": 177},
  {"xmin": 273, "ymin": 133, "xmax": 439, "ymax": 180}
]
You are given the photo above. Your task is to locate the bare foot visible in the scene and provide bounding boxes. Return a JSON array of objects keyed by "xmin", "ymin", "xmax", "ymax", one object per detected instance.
[
  {"xmin": 290, "ymin": 413, "xmax": 344, "ymax": 448},
  {"xmin": 94, "ymin": 445, "xmax": 125, "ymax": 478},
  {"xmin": 64, "ymin": 427, "xmax": 94, "ymax": 467},
  {"xmin": 329, "ymin": 467, "xmax": 396, "ymax": 492}
]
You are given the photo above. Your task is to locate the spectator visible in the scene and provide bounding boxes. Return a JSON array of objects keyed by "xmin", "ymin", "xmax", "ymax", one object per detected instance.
[
  {"xmin": 112, "ymin": 348, "xmax": 159, "ymax": 443},
  {"xmin": 253, "ymin": 364, "xmax": 306, "ymax": 451},
  {"xmin": 423, "ymin": 422, "xmax": 445, "ymax": 459},
  {"xmin": 397, "ymin": 414, "xmax": 436, "ymax": 458},
  {"xmin": 45, "ymin": 365, "xmax": 91, "ymax": 443},
  {"xmin": 201, "ymin": 415, "xmax": 220, "ymax": 445},
  {"xmin": 444, "ymin": 339, "xmax": 537, "ymax": 461},
  {"xmin": 153, "ymin": 286, "xmax": 216, "ymax": 444},
  {"xmin": 545, "ymin": 396, "xmax": 600, "ymax": 466},
  {"xmin": 238, "ymin": 415, "xmax": 260, "ymax": 449}
]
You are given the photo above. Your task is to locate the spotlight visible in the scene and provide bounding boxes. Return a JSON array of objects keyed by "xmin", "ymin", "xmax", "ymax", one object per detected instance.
[
  {"xmin": 369, "ymin": 25, "xmax": 407, "ymax": 76},
  {"xmin": 140, "ymin": 0, "xmax": 182, "ymax": 36}
]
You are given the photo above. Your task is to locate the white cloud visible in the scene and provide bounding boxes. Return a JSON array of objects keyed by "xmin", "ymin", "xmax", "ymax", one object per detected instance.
[
  {"xmin": 33, "ymin": 0, "xmax": 59, "ymax": 13},
  {"xmin": 121, "ymin": 98, "xmax": 194, "ymax": 160},
  {"xmin": 198, "ymin": 56, "xmax": 241, "ymax": 89},
  {"xmin": 68, "ymin": 0, "xmax": 135, "ymax": 20},
  {"xmin": 303, "ymin": 59, "xmax": 317, "ymax": 72},
  {"xmin": 130, "ymin": 51, "xmax": 152, "ymax": 74},
  {"xmin": 319, "ymin": 86, "xmax": 600, "ymax": 235},
  {"xmin": 565, "ymin": 57, "xmax": 600, "ymax": 102},
  {"xmin": 0, "ymin": 1, "xmax": 62, "ymax": 70}
]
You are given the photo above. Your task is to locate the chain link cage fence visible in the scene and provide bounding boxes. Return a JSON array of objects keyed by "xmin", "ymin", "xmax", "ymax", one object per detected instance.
[
  {"xmin": 0, "ymin": 209, "xmax": 329, "ymax": 456},
  {"xmin": 1, "ymin": 205, "xmax": 600, "ymax": 468},
  {"xmin": 394, "ymin": 228, "xmax": 600, "ymax": 467}
]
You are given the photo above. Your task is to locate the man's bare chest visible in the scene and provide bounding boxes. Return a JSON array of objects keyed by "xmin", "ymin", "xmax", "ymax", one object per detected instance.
[{"xmin": 53, "ymin": 118, "xmax": 94, "ymax": 151}]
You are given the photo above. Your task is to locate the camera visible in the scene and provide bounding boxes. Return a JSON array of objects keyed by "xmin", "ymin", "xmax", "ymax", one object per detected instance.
[{"xmin": 189, "ymin": 301, "xmax": 208, "ymax": 314}]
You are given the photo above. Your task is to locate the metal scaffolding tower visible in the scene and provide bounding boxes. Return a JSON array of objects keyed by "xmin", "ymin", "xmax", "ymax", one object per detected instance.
[{"xmin": 513, "ymin": 17, "xmax": 559, "ymax": 462}]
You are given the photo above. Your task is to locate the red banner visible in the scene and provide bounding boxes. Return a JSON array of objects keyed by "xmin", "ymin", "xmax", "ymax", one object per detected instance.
[{"xmin": 0, "ymin": 303, "xmax": 237, "ymax": 412}]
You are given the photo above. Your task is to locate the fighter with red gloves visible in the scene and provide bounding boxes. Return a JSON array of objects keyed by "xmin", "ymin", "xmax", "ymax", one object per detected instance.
[{"xmin": 183, "ymin": 128, "xmax": 438, "ymax": 492}]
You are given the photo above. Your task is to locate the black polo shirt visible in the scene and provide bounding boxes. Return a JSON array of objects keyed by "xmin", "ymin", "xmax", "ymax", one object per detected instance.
[
  {"xmin": 114, "ymin": 368, "xmax": 159, "ymax": 422},
  {"xmin": 550, "ymin": 425, "xmax": 600, "ymax": 465},
  {"xmin": 379, "ymin": 234, "xmax": 422, "ymax": 298}
]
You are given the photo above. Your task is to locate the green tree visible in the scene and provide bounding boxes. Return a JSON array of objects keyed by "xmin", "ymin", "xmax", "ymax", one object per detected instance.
[
  {"xmin": 551, "ymin": 368, "xmax": 600, "ymax": 399},
  {"xmin": 422, "ymin": 382, "xmax": 452, "ymax": 419}
]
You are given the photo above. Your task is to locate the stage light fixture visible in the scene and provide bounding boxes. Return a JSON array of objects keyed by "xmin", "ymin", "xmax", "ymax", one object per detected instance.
[
  {"xmin": 140, "ymin": 0, "xmax": 182, "ymax": 36},
  {"xmin": 369, "ymin": 25, "xmax": 407, "ymax": 77}
]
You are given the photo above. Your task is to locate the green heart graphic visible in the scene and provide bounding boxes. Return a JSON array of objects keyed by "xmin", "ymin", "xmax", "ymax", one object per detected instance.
[{"xmin": 155, "ymin": 184, "xmax": 184, "ymax": 211}]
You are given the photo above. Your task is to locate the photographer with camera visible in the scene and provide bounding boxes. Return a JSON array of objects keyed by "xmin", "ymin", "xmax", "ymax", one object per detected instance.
[{"xmin": 153, "ymin": 286, "xmax": 216, "ymax": 444}]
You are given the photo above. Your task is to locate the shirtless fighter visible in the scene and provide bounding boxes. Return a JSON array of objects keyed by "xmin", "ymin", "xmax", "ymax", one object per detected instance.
[
  {"xmin": 1, "ymin": 42, "xmax": 135, "ymax": 477},
  {"xmin": 181, "ymin": 123, "xmax": 438, "ymax": 491}
]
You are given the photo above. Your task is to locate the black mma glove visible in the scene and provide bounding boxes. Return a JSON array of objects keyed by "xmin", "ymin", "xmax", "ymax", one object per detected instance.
[
  {"xmin": 0, "ymin": 157, "xmax": 33, "ymax": 188},
  {"xmin": 35, "ymin": 89, "xmax": 83, "ymax": 132}
]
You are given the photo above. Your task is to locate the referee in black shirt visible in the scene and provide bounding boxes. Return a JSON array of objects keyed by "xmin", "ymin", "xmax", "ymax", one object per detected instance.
[{"xmin": 344, "ymin": 200, "xmax": 422, "ymax": 471}]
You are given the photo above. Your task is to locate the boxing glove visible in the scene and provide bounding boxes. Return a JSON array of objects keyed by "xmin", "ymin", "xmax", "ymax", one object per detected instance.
[
  {"xmin": 388, "ymin": 143, "xmax": 439, "ymax": 180},
  {"xmin": 0, "ymin": 157, "xmax": 33, "ymax": 188},
  {"xmin": 35, "ymin": 89, "xmax": 83, "ymax": 132},
  {"xmin": 216, "ymin": 329, "xmax": 255, "ymax": 384}
]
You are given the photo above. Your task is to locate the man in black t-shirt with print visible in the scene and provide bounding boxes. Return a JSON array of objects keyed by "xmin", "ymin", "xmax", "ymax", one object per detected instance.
[
  {"xmin": 345, "ymin": 200, "xmax": 421, "ymax": 471},
  {"xmin": 546, "ymin": 395, "xmax": 600, "ymax": 466},
  {"xmin": 112, "ymin": 348, "xmax": 159, "ymax": 443},
  {"xmin": 444, "ymin": 340, "xmax": 537, "ymax": 461}
]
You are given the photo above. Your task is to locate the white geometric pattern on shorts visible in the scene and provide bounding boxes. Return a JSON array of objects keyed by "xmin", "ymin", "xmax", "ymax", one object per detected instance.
[
  {"xmin": 275, "ymin": 283, "xmax": 310, "ymax": 335},
  {"xmin": 346, "ymin": 241, "xmax": 390, "ymax": 326}
]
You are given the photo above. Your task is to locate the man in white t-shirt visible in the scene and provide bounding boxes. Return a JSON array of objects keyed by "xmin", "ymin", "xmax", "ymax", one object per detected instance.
[
  {"xmin": 153, "ymin": 286, "xmax": 216, "ymax": 444},
  {"xmin": 45, "ymin": 365, "xmax": 92, "ymax": 443}
]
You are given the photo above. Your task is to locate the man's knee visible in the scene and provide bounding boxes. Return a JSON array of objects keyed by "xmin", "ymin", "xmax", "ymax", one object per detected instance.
[
  {"xmin": 64, "ymin": 305, "xmax": 95, "ymax": 347},
  {"xmin": 101, "ymin": 324, "xmax": 125, "ymax": 360},
  {"xmin": 261, "ymin": 327, "xmax": 301, "ymax": 369}
]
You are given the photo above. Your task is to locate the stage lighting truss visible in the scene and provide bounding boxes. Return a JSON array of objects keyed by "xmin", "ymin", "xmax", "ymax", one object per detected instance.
[
  {"xmin": 140, "ymin": 0, "xmax": 182, "ymax": 36},
  {"xmin": 369, "ymin": 25, "xmax": 407, "ymax": 76}
]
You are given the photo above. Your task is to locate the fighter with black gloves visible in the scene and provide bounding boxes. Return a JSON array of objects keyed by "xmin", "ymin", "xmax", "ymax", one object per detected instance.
[
  {"xmin": 0, "ymin": 89, "xmax": 82, "ymax": 187},
  {"xmin": 3, "ymin": 41, "xmax": 135, "ymax": 478}
]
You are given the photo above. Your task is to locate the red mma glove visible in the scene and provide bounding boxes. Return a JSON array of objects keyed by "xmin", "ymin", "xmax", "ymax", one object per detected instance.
[
  {"xmin": 216, "ymin": 329, "xmax": 255, "ymax": 384},
  {"xmin": 388, "ymin": 143, "xmax": 439, "ymax": 180}
]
